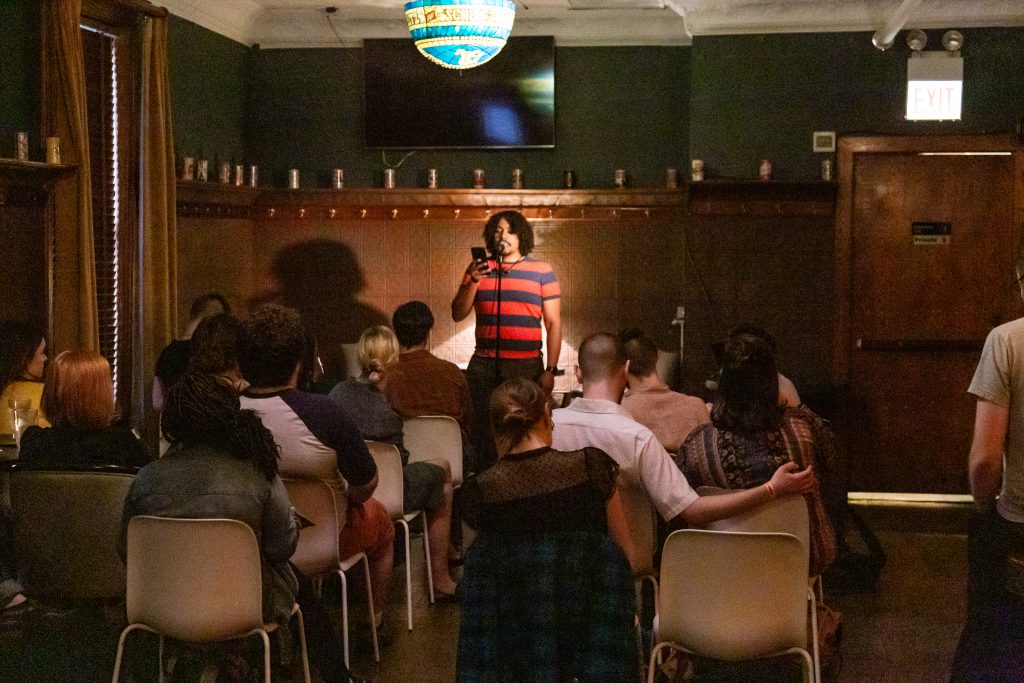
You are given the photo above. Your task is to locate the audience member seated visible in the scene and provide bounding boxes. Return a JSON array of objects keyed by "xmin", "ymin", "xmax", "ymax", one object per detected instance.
[
  {"xmin": 729, "ymin": 322, "xmax": 802, "ymax": 407},
  {"xmin": 188, "ymin": 311, "xmax": 247, "ymax": 393},
  {"xmin": 384, "ymin": 301, "xmax": 472, "ymax": 433},
  {"xmin": 457, "ymin": 378, "xmax": 637, "ymax": 682},
  {"xmin": 119, "ymin": 372, "xmax": 354, "ymax": 683},
  {"xmin": 0, "ymin": 320, "xmax": 50, "ymax": 433},
  {"xmin": 18, "ymin": 351, "xmax": 149, "ymax": 469},
  {"xmin": 328, "ymin": 325, "xmax": 458, "ymax": 599},
  {"xmin": 619, "ymin": 328, "xmax": 709, "ymax": 453},
  {"xmin": 237, "ymin": 305, "xmax": 395, "ymax": 637},
  {"xmin": 152, "ymin": 292, "xmax": 230, "ymax": 411},
  {"xmin": 552, "ymin": 332, "xmax": 815, "ymax": 530},
  {"xmin": 677, "ymin": 332, "xmax": 837, "ymax": 576}
]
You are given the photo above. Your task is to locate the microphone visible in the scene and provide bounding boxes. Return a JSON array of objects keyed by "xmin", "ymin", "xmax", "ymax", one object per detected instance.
[{"xmin": 494, "ymin": 239, "xmax": 510, "ymax": 263}]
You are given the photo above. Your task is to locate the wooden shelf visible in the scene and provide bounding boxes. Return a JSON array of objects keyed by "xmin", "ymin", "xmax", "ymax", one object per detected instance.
[
  {"xmin": 0, "ymin": 159, "xmax": 76, "ymax": 208},
  {"xmin": 687, "ymin": 180, "xmax": 836, "ymax": 216},
  {"xmin": 176, "ymin": 181, "xmax": 686, "ymax": 221}
]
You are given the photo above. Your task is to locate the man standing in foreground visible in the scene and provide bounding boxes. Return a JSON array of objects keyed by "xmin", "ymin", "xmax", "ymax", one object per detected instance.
[{"xmin": 950, "ymin": 257, "xmax": 1024, "ymax": 680}]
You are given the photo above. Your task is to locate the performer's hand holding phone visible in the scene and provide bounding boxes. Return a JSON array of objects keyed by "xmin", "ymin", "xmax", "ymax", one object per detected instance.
[{"xmin": 467, "ymin": 246, "xmax": 491, "ymax": 282}]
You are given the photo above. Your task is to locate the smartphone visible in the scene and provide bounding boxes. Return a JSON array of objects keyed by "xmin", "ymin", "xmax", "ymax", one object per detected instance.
[{"xmin": 471, "ymin": 246, "xmax": 488, "ymax": 264}]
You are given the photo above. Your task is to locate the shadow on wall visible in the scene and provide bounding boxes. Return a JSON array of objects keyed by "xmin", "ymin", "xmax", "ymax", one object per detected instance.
[{"xmin": 250, "ymin": 239, "xmax": 388, "ymax": 381}]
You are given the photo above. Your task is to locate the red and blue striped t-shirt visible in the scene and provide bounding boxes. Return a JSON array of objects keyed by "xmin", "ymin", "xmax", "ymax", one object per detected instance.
[{"xmin": 466, "ymin": 256, "xmax": 560, "ymax": 360}]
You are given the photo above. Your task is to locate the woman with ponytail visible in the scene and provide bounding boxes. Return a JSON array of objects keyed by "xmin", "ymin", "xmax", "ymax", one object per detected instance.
[
  {"xmin": 328, "ymin": 325, "xmax": 459, "ymax": 599},
  {"xmin": 457, "ymin": 378, "xmax": 638, "ymax": 682}
]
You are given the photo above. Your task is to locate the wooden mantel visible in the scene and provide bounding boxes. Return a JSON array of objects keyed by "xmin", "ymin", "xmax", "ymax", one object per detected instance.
[
  {"xmin": 175, "ymin": 181, "xmax": 687, "ymax": 221},
  {"xmin": 0, "ymin": 159, "xmax": 76, "ymax": 207}
]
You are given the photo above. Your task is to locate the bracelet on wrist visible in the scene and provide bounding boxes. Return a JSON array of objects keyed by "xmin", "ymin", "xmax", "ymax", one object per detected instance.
[{"xmin": 544, "ymin": 366, "xmax": 565, "ymax": 376}]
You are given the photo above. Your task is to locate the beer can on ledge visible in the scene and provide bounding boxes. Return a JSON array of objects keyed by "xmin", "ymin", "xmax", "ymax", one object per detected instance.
[
  {"xmin": 45, "ymin": 137, "xmax": 61, "ymax": 165},
  {"xmin": 821, "ymin": 158, "xmax": 834, "ymax": 182},
  {"xmin": 511, "ymin": 168, "xmax": 523, "ymax": 189},
  {"xmin": 15, "ymin": 132, "xmax": 28, "ymax": 162},
  {"xmin": 197, "ymin": 159, "xmax": 208, "ymax": 182},
  {"xmin": 332, "ymin": 168, "xmax": 344, "ymax": 189},
  {"xmin": 288, "ymin": 168, "xmax": 300, "ymax": 189},
  {"xmin": 563, "ymin": 170, "xmax": 577, "ymax": 189},
  {"xmin": 666, "ymin": 167, "xmax": 679, "ymax": 189},
  {"xmin": 233, "ymin": 164, "xmax": 244, "ymax": 186},
  {"xmin": 759, "ymin": 159, "xmax": 772, "ymax": 181},
  {"xmin": 614, "ymin": 168, "xmax": 626, "ymax": 189},
  {"xmin": 181, "ymin": 156, "xmax": 195, "ymax": 181},
  {"xmin": 383, "ymin": 168, "xmax": 396, "ymax": 189},
  {"xmin": 427, "ymin": 168, "xmax": 438, "ymax": 188},
  {"xmin": 219, "ymin": 161, "xmax": 231, "ymax": 184},
  {"xmin": 248, "ymin": 165, "xmax": 258, "ymax": 188},
  {"xmin": 473, "ymin": 169, "xmax": 485, "ymax": 189}
]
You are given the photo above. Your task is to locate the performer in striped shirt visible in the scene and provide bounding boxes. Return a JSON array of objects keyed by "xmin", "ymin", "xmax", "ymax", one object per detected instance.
[{"xmin": 452, "ymin": 210, "xmax": 562, "ymax": 471}]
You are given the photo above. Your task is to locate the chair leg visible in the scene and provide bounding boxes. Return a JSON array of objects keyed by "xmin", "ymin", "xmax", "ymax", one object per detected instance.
[
  {"xmin": 421, "ymin": 513, "xmax": 435, "ymax": 605},
  {"xmin": 340, "ymin": 568, "xmax": 351, "ymax": 668},
  {"xmin": 359, "ymin": 557, "xmax": 380, "ymax": 662},
  {"xmin": 110, "ymin": 623, "xmax": 148, "ymax": 683},
  {"xmin": 808, "ymin": 588, "xmax": 821, "ymax": 683},
  {"xmin": 647, "ymin": 642, "xmax": 675, "ymax": 683},
  {"xmin": 158, "ymin": 635, "xmax": 165, "ymax": 683},
  {"xmin": 398, "ymin": 519, "xmax": 413, "ymax": 631},
  {"xmin": 258, "ymin": 630, "xmax": 271, "ymax": 683},
  {"xmin": 292, "ymin": 606, "xmax": 312, "ymax": 683}
]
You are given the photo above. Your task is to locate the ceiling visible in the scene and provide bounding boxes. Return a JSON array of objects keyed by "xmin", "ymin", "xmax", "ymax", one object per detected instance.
[{"xmin": 153, "ymin": 0, "xmax": 1024, "ymax": 48}]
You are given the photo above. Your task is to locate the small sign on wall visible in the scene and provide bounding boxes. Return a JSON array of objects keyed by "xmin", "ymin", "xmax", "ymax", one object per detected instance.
[{"xmin": 912, "ymin": 221, "xmax": 952, "ymax": 245}]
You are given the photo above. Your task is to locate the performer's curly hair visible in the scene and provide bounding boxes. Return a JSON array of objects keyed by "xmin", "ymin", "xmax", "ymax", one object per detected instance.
[{"xmin": 162, "ymin": 372, "xmax": 280, "ymax": 480}]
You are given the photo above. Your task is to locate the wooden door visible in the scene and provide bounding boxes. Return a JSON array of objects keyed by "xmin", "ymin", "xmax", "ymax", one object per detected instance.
[{"xmin": 847, "ymin": 150, "xmax": 1017, "ymax": 492}]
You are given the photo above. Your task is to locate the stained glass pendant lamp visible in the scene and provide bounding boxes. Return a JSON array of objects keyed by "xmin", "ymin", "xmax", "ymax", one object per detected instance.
[{"xmin": 404, "ymin": 0, "xmax": 516, "ymax": 69}]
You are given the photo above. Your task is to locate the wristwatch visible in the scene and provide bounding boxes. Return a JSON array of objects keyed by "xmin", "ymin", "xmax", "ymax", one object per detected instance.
[{"xmin": 544, "ymin": 366, "xmax": 565, "ymax": 376}]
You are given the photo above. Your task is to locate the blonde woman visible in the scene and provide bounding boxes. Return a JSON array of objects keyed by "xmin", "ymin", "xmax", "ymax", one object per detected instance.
[
  {"xmin": 18, "ymin": 351, "xmax": 148, "ymax": 468},
  {"xmin": 328, "ymin": 325, "xmax": 459, "ymax": 599}
]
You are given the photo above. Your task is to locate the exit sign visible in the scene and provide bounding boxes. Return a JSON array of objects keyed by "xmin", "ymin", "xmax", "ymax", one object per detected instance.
[{"xmin": 906, "ymin": 54, "xmax": 963, "ymax": 121}]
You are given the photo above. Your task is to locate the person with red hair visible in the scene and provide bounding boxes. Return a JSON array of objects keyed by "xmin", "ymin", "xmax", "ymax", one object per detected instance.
[{"xmin": 18, "ymin": 351, "xmax": 149, "ymax": 468}]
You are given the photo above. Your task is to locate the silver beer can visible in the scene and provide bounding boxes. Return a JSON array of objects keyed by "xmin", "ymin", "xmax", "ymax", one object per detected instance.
[
  {"xmin": 196, "ymin": 159, "xmax": 208, "ymax": 182},
  {"xmin": 564, "ymin": 170, "xmax": 577, "ymax": 189},
  {"xmin": 219, "ymin": 161, "xmax": 231, "ymax": 184},
  {"xmin": 473, "ymin": 169, "xmax": 485, "ymax": 189},
  {"xmin": 248, "ymin": 165, "xmax": 258, "ymax": 188},
  {"xmin": 288, "ymin": 168, "xmax": 300, "ymax": 189},
  {"xmin": 614, "ymin": 168, "xmax": 626, "ymax": 189},
  {"xmin": 383, "ymin": 168, "xmax": 396, "ymax": 189},
  {"xmin": 181, "ymin": 156, "xmax": 195, "ymax": 181},
  {"xmin": 234, "ymin": 164, "xmax": 244, "ymax": 186},
  {"xmin": 427, "ymin": 168, "xmax": 438, "ymax": 188},
  {"xmin": 332, "ymin": 168, "xmax": 344, "ymax": 189},
  {"xmin": 511, "ymin": 168, "xmax": 523, "ymax": 189}
]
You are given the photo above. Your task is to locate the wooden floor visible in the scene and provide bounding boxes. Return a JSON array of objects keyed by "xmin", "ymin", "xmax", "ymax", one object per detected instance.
[{"xmin": 344, "ymin": 504, "xmax": 969, "ymax": 683}]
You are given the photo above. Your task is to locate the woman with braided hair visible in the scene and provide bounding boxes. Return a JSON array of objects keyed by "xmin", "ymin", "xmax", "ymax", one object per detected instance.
[{"xmin": 119, "ymin": 373, "xmax": 359, "ymax": 683}]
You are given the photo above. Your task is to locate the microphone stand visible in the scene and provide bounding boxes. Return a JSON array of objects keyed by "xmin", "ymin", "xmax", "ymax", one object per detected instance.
[{"xmin": 493, "ymin": 248, "xmax": 504, "ymax": 387}]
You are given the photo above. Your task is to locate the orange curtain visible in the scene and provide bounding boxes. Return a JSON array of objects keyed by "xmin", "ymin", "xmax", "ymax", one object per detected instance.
[
  {"xmin": 134, "ymin": 14, "xmax": 177, "ymax": 423},
  {"xmin": 41, "ymin": 0, "xmax": 98, "ymax": 353}
]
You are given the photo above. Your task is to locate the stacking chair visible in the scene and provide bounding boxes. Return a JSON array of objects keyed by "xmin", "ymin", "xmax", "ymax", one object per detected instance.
[
  {"xmin": 402, "ymin": 415, "xmax": 464, "ymax": 487},
  {"xmin": 649, "ymin": 529, "xmax": 819, "ymax": 683},
  {"xmin": 9, "ymin": 464, "xmax": 135, "ymax": 600},
  {"xmin": 110, "ymin": 516, "xmax": 311, "ymax": 683},
  {"xmin": 618, "ymin": 485, "xmax": 660, "ymax": 618},
  {"xmin": 284, "ymin": 478, "xmax": 379, "ymax": 667},
  {"xmin": 366, "ymin": 440, "xmax": 433, "ymax": 630}
]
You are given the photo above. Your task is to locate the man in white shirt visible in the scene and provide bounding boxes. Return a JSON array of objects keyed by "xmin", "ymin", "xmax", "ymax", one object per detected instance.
[{"xmin": 552, "ymin": 333, "xmax": 813, "ymax": 527}]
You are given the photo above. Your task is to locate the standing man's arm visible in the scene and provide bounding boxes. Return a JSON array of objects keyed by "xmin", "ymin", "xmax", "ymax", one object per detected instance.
[
  {"xmin": 538, "ymin": 297, "xmax": 562, "ymax": 394},
  {"xmin": 969, "ymin": 399, "xmax": 1009, "ymax": 513},
  {"xmin": 452, "ymin": 261, "xmax": 488, "ymax": 322}
]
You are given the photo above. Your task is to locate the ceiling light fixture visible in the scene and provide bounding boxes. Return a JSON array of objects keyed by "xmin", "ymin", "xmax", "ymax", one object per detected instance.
[{"xmin": 404, "ymin": 0, "xmax": 516, "ymax": 70}]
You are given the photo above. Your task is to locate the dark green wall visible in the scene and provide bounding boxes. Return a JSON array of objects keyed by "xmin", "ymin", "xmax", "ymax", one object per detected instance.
[
  {"xmin": 690, "ymin": 29, "xmax": 1024, "ymax": 180},
  {"xmin": 248, "ymin": 46, "xmax": 691, "ymax": 189},
  {"xmin": 0, "ymin": 0, "xmax": 40, "ymax": 160},
  {"xmin": 167, "ymin": 15, "xmax": 250, "ymax": 169}
]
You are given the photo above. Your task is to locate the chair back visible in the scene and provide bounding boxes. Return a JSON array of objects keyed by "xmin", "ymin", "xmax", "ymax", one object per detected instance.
[
  {"xmin": 284, "ymin": 479, "xmax": 340, "ymax": 577},
  {"xmin": 617, "ymin": 483, "xmax": 658, "ymax": 575},
  {"xmin": 10, "ymin": 467, "xmax": 135, "ymax": 599},
  {"xmin": 697, "ymin": 486, "xmax": 810, "ymax": 566},
  {"xmin": 402, "ymin": 415, "xmax": 463, "ymax": 486},
  {"xmin": 366, "ymin": 440, "xmax": 405, "ymax": 519},
  {"xmin": 125, "ymin": 516, "xmax": 264, "ymax": 642},
  {"xmin": 659, "ymin": 529, "xmax": 809, "ymax": 661}
]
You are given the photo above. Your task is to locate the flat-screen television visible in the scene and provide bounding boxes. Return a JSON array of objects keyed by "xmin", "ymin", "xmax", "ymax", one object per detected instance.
[{"xmin": 364, "ymin": 36, "xmax": 555, "ymax": 149}]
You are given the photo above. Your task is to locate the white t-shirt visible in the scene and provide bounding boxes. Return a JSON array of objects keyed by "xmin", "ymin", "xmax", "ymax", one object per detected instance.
[
  {"xmin": 552, "ymin": 397, "xmax": 699, "ymax": 522},
  {"xmin": 969, "ymin": 317, "xmax": 1024, "ymax": 522}
]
